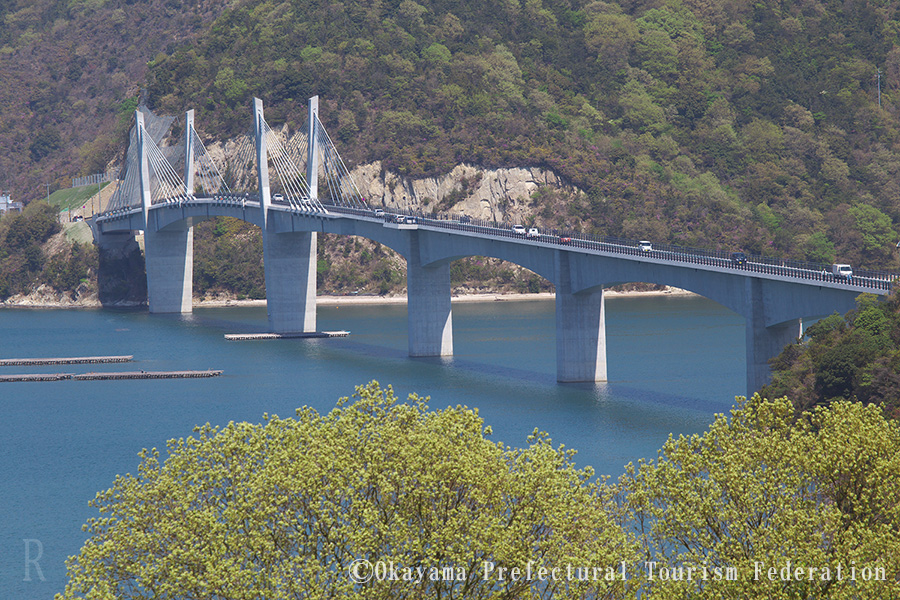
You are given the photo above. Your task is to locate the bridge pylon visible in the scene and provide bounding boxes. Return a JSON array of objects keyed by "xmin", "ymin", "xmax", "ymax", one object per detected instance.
[
  {"xmin": 307, "ymin": 96, "xmax": 319, "ymax": 202},
  {"xmin": 136, "ymin": 110, "xmax": 193, "ymax": 313},
  {"xmin": 407, "ymin": 232, "xmax": 453, "ymax": 357},
  {"xmin": 555, "ymin": 251, "xmax": 607, "ymax": 382},
  {"xmin": 255, "ymin": 96, "xmax": 317, "ymax": 333},
  {"xmin": 184, "ymin": 109, "xmax": 195, "ymax": 197}
]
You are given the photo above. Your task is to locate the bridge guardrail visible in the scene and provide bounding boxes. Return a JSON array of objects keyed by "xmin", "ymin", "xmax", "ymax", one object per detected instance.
[
  {"xmin": 328, "ymin": 204, "xmax": 897, "ymax": 293},
  {"xmin": 106, "ymin": 200, "xmax": 898, "ymax": 294}
]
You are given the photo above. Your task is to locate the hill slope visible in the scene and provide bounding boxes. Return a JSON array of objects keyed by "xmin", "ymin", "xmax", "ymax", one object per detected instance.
[{"xmin": 3, "ymin": 0, "xmax": 900, "ymax": 271}]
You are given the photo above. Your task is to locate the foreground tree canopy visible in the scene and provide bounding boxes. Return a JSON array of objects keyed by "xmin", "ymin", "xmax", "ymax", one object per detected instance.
[
  {"xmin": 57, "ymin": 381, "xmax": 636, "ymax": 599},
  {"xmin": 59, "ymin": 383, "xmax": 900, "ymax": 599},
  {"xmin": 619, "ymin": 396, "xmax": 900, "ymax": 599}
]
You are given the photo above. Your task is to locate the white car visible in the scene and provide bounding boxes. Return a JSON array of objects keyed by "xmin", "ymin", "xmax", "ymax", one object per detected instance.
[
  {"xmin": 527, "ymin": 227, "xmax": 540, "ymax": 239},
  {"xmin": 272, "ymin": 193, "xmax": 285, "ymax": 202},
  {"xmin": 374, "ymin": 208, "xmax": 385, "ymax": 218},
  {"xmin": 639, "ymin": 240, "xmax": 652, "ymax": 252},
  {"xmin": 512, "ymin": 225, "xmax": 527, "ymax": 235}
]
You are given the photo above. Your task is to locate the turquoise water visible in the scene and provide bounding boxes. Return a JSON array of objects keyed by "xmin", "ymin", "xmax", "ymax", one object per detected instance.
[{"xmin": 0, "ymin": 295, "xmax": 745, "ymax": 598}]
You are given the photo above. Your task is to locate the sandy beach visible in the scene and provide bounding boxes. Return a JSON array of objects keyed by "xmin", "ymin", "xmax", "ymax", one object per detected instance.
[
  {"xmin": 196, "ymin": 287, "xmax": 696, "ymax": 308},
  {"xmin": 1, "ymin": 287, "xmax": 695, "ymax": 310}
]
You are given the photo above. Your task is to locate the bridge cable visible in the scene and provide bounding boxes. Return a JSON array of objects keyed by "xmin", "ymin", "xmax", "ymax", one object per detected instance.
[
  {"xmin": 189, "ymin": 127, "xmax": 231, "ymax": 196},
  {"xmin": 314, "ymin": 115, "xmax": 366, "ymax": 208},
  {"xmin": 143, "ymin": 129, "xmax": 187, "ymax": 204}
]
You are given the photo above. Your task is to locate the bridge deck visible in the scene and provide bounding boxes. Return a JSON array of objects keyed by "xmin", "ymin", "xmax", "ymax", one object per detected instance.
[{"xmin": 95, "ymin": 198, "xmax": 897, "ymax": 294}]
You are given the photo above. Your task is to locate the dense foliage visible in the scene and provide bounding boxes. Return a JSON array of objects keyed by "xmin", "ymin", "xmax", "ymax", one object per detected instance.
[
  {"xmin": 619, "ymin": 395, "xmax": 900, "ymax": 599},
  {"xmin": 142, "ymin": 0, "xmax": 900, "ymax": 269},
  {"xmin": 0, "ymin": 201, "xmax": 96, "ymax": 300},
  {"xmin": 59, "ymin": 384, "xmax": 900, "ymax": 599},
  {"xmin": 58, "ymin": 381, "xmax": 636, "ymax": 600},
  {"xmin": 762, "ymin": 290, "xmax": 900, "ymax": 418},
  {"xmin": 192, "ymin": 217, "xmax": 266, "ymax": 299},
  {"xmin": 4, "ymin": 0, "xmax": 900, "ymax": 273},
  {"xmin": 0, "ymin": 0, "xmax": 225, "ymax": 196}
]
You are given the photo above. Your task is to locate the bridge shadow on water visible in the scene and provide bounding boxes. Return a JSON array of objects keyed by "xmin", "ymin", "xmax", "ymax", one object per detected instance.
[
  {"xmin": 164, "ymin": 304, "xmax": 741, "ymax": 476},
  {"xmin": 182, "ymin": 302, "xmax": 739, "ymax": 415}
]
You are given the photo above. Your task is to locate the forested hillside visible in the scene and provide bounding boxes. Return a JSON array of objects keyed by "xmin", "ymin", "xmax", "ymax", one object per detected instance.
[
  {"xmin": 3, "ymin": 0, "xmax": 900, "ymax": 269},
  {"xmin": 762, "ymin": 290, "xmax": 900, "ymax": 418}
]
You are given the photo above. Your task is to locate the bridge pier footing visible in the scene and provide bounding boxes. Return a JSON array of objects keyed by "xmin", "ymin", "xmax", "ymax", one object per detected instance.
[
  {"xmin": 407, "ymin": 252, "xmax": 453, "ymax": 357},
  {"xmin": 263, "ymin": 231, "xmax": 317, "ymax": 334},
  {"xmin": 144, "ymin": 223, "xmax": 193, "ymax": 313}
]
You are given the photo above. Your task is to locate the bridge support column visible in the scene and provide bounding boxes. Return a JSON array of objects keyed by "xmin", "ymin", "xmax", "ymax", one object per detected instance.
[
  {"xmin": 745, "ymin": 278, "xmax": 802, "ymax": 397},
  {"xmin": 144, "ymin": 222, "xmax": 193, "ymax": 313},
  {"xmin": 556, "ymin": 288, "xmax": 607, "ymax": 382},
  {"xmin": 746, "ymin": 318, "xmax": 801, "ymax": 397},
  {"xmin": 407, "ymin": 237, "xmax": 452, "ymax": 357},
  {"xmin": 556, "ymin": 252, "xmax": 607, "ymax": 382},
  {"xmin": 263, "ymin": 231, "xmax": 317, "ymax": 333}
]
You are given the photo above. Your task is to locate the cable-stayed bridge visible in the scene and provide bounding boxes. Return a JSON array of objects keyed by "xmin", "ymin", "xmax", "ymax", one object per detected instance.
[{"xmin": 91, "ymin": 96, "xmax": 898, "ymax": 397}]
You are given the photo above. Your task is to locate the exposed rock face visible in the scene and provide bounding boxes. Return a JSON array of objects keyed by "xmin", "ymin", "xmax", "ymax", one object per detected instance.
[
  {"xmin": 203, "ymin": 131, "xmax": 578, "ymax": 223},
  {"xmin": 2, "ymin": 283, "xmax": 100, "ymax": 307},
  {"xmin": 353, "ymin": 162, "xmax": 578, "ymax": 223}
]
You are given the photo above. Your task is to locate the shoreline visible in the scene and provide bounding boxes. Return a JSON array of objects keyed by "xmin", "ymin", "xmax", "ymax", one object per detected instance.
[{"xmin": 1, "ymin": 287, "xmax": 696, "ymax": 310}]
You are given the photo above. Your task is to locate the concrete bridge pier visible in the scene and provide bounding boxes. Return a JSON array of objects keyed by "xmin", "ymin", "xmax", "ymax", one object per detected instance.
[
  {"xmin": 144, "ymin": 222, "xmax": 193, "ymax": 313},
  {"xmin": 263, "ymin": 230, "xmax": 317, "ymax": 333},
  {"xmin": 555, "ymin": 289, "xmax": 607, "ymax": 382},
  {"xmin": 746, "ymin": 317, "xmax": 802, "ymax": 398},
  {"xmin": 407, "ymin": 236, "xmax": 453, "ymax": 357},
  {"xmin": 744, "ymin": 277, "xmax": 802, "ymax": 397},
  {"xmin": 555, "ymin": 252, "xmax": 607, "ymax": 382}
]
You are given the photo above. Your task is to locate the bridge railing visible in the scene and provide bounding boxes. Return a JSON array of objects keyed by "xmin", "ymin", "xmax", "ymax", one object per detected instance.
[
  {"xmin": 332, "ymin": 204, "xmax": 897, "ymax": 293},
  {"xmin": 123, "ymin": 200, "xmax": 897, "ymax": 293}
]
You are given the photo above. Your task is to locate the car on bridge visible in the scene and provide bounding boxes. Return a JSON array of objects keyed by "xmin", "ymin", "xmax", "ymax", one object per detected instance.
[
  {"xmin": 558, "ymin": 235, "xmax": 572, "ymax": 244},
  {"xmin": 527, "ymin": 227, "xmax": 541, "ymax": 239},
  {"xmin": 513, "ymin": 225, "xmax": 527, "ymax": 235},
  {"xmin": 374, "ymin": 208, "xmax": 385, "ymax": 218},
  {"xmin": 730, "ymin": 252, "xmax": 748, "ymax": 266},
  {"xmin": 272, "ymin": 193, "xmax": 285, "ymax": 202},
  {"xmin": 639, "ymin": 240, "xmax": 653, "ymax": 252}
]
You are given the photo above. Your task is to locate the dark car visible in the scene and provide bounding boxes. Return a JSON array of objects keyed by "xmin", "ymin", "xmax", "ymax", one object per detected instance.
[
  {"xmin": 730, "ymin": 252, "xmax": 747, "ymax": 266},
  {"xmin": 458, "ymin": 215, "xmax": 472, "ymax": 224}
]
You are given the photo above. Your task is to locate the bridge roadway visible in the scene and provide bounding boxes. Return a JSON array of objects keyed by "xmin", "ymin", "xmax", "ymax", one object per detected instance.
[{"xmin": 94, "ymin": 195, "xmax": 896, "ymax": 397}]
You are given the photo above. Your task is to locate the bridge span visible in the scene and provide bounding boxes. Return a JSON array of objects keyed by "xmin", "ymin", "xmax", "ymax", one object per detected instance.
[{"xmin": 92, "ymin": 97, "xmax": 897, "ymax": 397}]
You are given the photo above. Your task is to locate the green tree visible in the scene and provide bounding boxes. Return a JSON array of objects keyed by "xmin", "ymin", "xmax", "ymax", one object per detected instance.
[
  {"xmin": 764, "ymin": 291, "xmax": 900, "ymax": 416},
  {"xmin": 58, "ymin": 381, "xmax": 637, "ymax": 600},
  {"xmin": 619, "ymin": 395, "xmax": 900, "ymax": 599},
  {"xmin": 847, "ymin": 203, "xmax": 894, "ymax": 262}
]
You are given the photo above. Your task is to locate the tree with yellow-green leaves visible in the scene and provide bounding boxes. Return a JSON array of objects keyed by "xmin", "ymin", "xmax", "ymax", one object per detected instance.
[
  {"xmin": 58, "ymin": 383, "xmax": 900, "ymax": 600},
  {"xmin": 56, "ymin": 381, "xmax": 637, "ymax": 600},
  {"xmin": 618, "ymin": 395, "xmax": 900, "ymax": 599}
]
